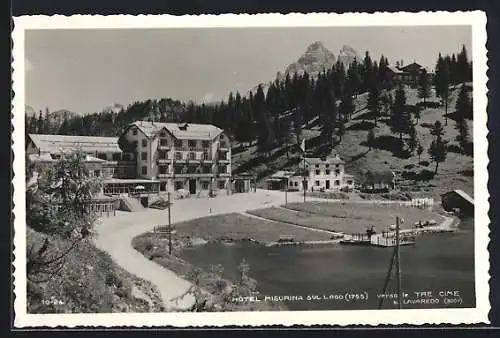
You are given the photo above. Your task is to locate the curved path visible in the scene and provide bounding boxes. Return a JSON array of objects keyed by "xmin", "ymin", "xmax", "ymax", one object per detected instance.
[{"xmin": 93, "ymin": 189, "xmax": 315, "ymax": 310}]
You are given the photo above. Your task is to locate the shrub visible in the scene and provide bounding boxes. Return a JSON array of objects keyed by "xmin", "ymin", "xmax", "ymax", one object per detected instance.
[
  {"xmin": 419, "ymin": 160, "xmax": 430, "ymax": 166},
  {"xmin": 418, "ymin": 169, "xmax": 435, "ymax": 181},
  {"xmin": 420, "ymin": 122, "xmax": 434, "ymax": 129}
]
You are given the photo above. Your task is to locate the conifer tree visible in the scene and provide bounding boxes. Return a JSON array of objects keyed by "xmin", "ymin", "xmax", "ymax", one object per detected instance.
[
  {"xmin": 367, "ymin": 129, "xmax": 375, "ymax": 150},
  {"xmin": 407, "ymin": 124, "xmax": 418, "ymax": 154},
  {"xmin": 339, "ymin": 92, "xmax": 354, "ymax": 121},
  {"xmin": 389, "ymin": 85, "xmax": 412, "ymax": 152},
  {"xmin": 457, "ymin": 45, "xmax": 470, "ymax": 84},
  {"xmin": 417, "ymin": 142, "xmax": 424, "ymax": 162},
  {"xmin": 367, "ymin": 84, "xmax": 381, "ymax": 127},
  {"xmin": 428, "ymin": 120, "xmax": 448, "ymax": 175},
  {"xmin": 418, "ymin": 69, "xmax": 431, "ymax": 104},
  {"xmin": 37, "ymin": 111, "xmax": 44, "ymax": 134},
  {"xmin": 435, "ymin": 55, "xmax": 451, "ymax": 125},
  {"xmin": 455, "ymin": 84, "xmax": 472, "ymax": 120}
]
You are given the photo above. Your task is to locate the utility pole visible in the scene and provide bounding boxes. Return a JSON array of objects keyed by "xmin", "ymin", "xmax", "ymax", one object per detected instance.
[
  {"xmin": 168, "ymin": 191, "xmax": 172, "ymax": 255},
  {"xmin": 303, "ymin": 156, "xmax": 306, "ymax": 203},
  {"xmin": 285, "ymin": 178, "xmax": 288, "ymax": 205},
  {"xmin": 396, "ymin": 216, "xmax": 402, "ymax": 309}
]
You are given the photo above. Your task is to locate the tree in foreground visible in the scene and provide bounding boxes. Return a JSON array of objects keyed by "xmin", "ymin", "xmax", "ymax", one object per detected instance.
[
  {"xmin": 26, "ymin": 151, "xmax": 101, "ymax": 283},
  {"xmin": 337, "ymin": 115, "xmax": 346, "ymax": 142},
  {"xmin": 428, "ymin": 121, "xmax": 448, "ymax": 174}
]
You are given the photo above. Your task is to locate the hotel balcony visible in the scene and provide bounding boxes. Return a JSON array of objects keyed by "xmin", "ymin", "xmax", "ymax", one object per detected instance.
[
  {"xmin": 158, "ymin": 144, "xmax": 171, "ymax": 151},
  {"xmin": 217, "ymin": 173, "xmax": 231, "ymax": 178},
  {"xmin": 217, "ymin": 159, "xmax": 230, "ymax": 164},
  {"xmin": 157, "ymin": 173, "xmax": 172, "ymax": 178},
  {"xmin": 172, "ymin": 173, "xmax": 214, "ymax": 178},
  {"xmin": 157, "ymin": 158, "xmax": 170, "ymax": 164}
]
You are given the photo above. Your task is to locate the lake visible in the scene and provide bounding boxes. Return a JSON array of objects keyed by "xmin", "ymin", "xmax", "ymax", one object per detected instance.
[{"xmin": 180, "ymin": 217, "xmax": 475, "ymax": 310}]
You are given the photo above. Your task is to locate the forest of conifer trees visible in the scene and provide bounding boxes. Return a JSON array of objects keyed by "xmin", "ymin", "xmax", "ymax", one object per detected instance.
[{"xmin": 26, "ymin": 45, "xmax": 472, "ymax": 158}]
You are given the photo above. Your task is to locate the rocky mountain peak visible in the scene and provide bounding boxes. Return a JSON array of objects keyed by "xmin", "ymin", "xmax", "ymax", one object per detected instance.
[
  {"xmin": 337, "ymin": 45, "xmax": 360, "ymax": 68},
  {"xmin": 283, "ymin": 41, "xmax": 336, "ymax": 78}
]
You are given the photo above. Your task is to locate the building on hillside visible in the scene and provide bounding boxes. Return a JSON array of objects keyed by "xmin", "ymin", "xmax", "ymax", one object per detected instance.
[
  {"xmin": 360, "ymin": 170, "xmax": 396, "ymax": 193},
  {"xmin": 120, "ymin": 120, "xmax": 231, "ymax": 196},
  {"xmin": 441, "ymin": 189, "xmax": 474, "ymax": 216},
  {"xmin": 384, "ymin": 62, "xmax": 434, "ymax": 87},
  {"xmin": 265, "ymin": 155, "xmax": 355, "ymax": 192}
]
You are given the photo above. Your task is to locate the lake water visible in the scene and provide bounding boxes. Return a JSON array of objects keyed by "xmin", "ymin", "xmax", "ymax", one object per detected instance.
[{"xmin": 180, "ymin": 218, "xmax": 475, "ymax": 310}]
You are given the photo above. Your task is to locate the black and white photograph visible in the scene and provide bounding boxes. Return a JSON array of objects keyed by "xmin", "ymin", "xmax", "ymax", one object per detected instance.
[{"xmin": 12, "ymin": 12, "xmax": 489, "ymax": 327}]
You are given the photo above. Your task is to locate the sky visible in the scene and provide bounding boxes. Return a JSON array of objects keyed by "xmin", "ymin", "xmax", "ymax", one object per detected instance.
[{"xmin": 25, "ymin": 26, "xmax": 472, "ymax": 114}]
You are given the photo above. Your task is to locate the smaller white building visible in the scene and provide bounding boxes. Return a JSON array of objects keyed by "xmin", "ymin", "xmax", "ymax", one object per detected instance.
[{"xmin": 267, "ymin": 155, "xmax": 356, "ymax": 192}]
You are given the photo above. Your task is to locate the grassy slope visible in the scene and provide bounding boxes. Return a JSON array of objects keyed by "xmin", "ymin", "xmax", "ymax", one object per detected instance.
[
  {"xmin": 232, "ymin": 86, "xmax": 473, "ymax": 199},
  {"xmin": 27, "ymin": 227, "xmax": 164, "ymax": 313}
]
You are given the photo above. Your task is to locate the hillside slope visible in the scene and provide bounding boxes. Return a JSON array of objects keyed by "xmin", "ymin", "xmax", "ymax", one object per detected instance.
[{"xmin": 233, "ymin": 85, "xmax": 473, "ymax": 200}]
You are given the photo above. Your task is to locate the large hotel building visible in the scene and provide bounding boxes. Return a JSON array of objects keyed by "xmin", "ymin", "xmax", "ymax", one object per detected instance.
[{"xmin": 27, "ymin": 120, "xmax": 239, "ymax": 199}]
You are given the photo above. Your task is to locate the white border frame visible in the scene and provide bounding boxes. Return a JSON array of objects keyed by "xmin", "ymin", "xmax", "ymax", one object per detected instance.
[{"xmin": 12, "ymin": 11, "xmax": 489, "ymax": 327}]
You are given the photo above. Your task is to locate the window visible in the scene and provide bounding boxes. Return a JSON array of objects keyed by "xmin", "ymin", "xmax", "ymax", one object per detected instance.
[
  {"xmin": 294, "ymin": 182, "xmax": 298, "ymax": 187},
  {"xmin": 141, "ymin": 166, "xmax": 147, "ymax": 175},
  {"xmin": 203, "ymin": 152, "xmax": 209, "ymax": 160},
  {"xmin": 202, "ymin": 165, "xmax": 211, "ymax": 174},
  {"xmin": 202, "ymin": 140, "xmax": 209, "ymax": 148},
  {"xmin": 347, "ymin": 180, "xmax": 353, "ymax": 185},
  {"xmin": 219, "ymin": 165, "xmax": 227, "ymax": 174},
  {"xmin": 160, "ymin": 131, "xmax": 166, "ymax": 137},
  {"xmin": 188, "ymin": 140, "xmax": 196, "ymax": 147},
  {"xmin": 315, "ymin": 164, "xmax": 319, "ymax": 168},
  {"xmin": 94, "ymin": 170, "xmax": 101, "ymax": 177},
  {"xmin": 220, "ymin": 141, "xmax": 227, "ymax": 148},
  {"xmin": 141, "ymin": 152, "xmax": 147, "ymax": 161},
  {"xmin": 159, "ymin": 151, "xmax": 167, "ymax": 159},
  {"xmin": 160, "ymin": 182, "xmax": 167, "ymax": 191},
  {"xmin": 175, "ymin": 181, "xmax": 183, "ymax": 190},
  {"xmin": 325, "ymin": 169, "xmax": 330, "ymax": 175},
  {"xmin": 220, "ymin": 135, "xmax": 224, "ymax": 140},
  {"xmin": 123, "ymin": 153, "xmax": 131, "ymax": 161},
  {"xmin": 132, "ymin": 140, "xmax": 138, "ymax": 148},
  {"xmin": 187, "ymin": 165, "xmax": 197, "ymax": 174},
  {"xmin": 142, "ymin": 139, "xmax": 147, "ymax": 147},
  {"xmin": 189, "ymin": 152, "xmax": 196, "ymax": 160},
  {"xmin": 174, "ymin": 140, "xmax": 183, "ymax": 148},
  {"xmin": 160, "ymin": 139, "xmax": 168, "ymax": 146},
  {"xmin": 218, "ymin": 181, "xmax": 225, "ymax": 189},
  {"xmin": 315, "ymin": 170, "xmax": 320, "ymax": 175},
  {"xmin": 325, "ymin": 164, "xmax": 330, "ymax": 168},
  {"xmin": 335, "ymin": 180, "xmax": 340, "ymax": 186},
  {"xmin": 336, "ymin": 164, "xmax": 340, "ymax": 168},
  {"xmin": 132, "ymin": 129, "xmax": 138, "ymax": 135},
  {"xmin": 335, "ymin": 169, "xmax": 340, "ymax": 175},
  {"xmin": 112, "ymin": 153, "xmax": 121, "ymax": 161},
  {"xmin": 97, "ymin": 153, "xmax": 107, "ymax": 160},
  {"xmin": 159, "ymin": 166, "xmax": 167, "ymax": 174},
  {"xmin": 289, "ymin": 181, "xmax": 293, "ymax": 186},
  {"xmin": 174, "ymin": 165, "xmax": 183, "ymax": 174},
  {"xmin": 175, "ymin": 152, "xmax": 182, "ymax": 160},
  {"xmin": 202, "ymin": 181, "xmax": 210, "ymax": 190},
  {"xmin": 315, "ymin": 180, "xmax": 320, "ymax": 186}
]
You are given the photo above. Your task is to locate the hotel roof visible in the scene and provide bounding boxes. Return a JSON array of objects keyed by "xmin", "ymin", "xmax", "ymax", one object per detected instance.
[
  {"xmin": 28, "ymin": 134, "xmax": 121, "ymax": 154},
  {"xmin": 130, "ymin": 121, "xmax": 224, "ymax": 140},
  {"xmin": 305, "ymin": 156, "xmax": 345, "ymax": 165}
]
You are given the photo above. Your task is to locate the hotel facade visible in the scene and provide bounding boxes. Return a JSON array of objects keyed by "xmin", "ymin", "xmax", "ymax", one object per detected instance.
[{"xmin": 27, "ymin": 120, "xmax": 233, "ymax": 197}]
